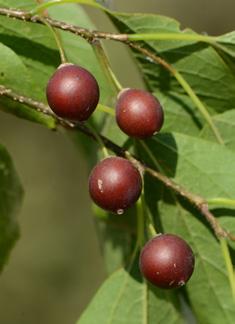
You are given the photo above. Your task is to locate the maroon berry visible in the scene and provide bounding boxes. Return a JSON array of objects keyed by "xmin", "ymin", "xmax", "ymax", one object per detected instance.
[
  {"xmin": 46, "ymin": 63, "xmax": 99, "ymax": 121},
  {"xmin": 89, "ymin": 157, "xmax": 142, "ymax": 213},
  {"xmin": 116, "ymin": 88, "xmax": 164, "ymax": 139},
  {"xmin": 139, "ymin": 234, "xmax": 195, "ymax": 289}
]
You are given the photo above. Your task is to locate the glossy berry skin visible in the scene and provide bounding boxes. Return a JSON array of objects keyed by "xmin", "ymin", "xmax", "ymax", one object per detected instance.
[
  {"xmin": 116, "ymin": 88, "xmax": 164, "ymax": 139},
  {"xmin": 46, "ymin": 64, "xmax": 99, "ymax": 121},
  {"xmin": 89, "ymin": 157, "xmax": 142, "ymax": 213},
  {"xmin": 139, "ymin": 234, "xmax": 195, "ymax": 289}
]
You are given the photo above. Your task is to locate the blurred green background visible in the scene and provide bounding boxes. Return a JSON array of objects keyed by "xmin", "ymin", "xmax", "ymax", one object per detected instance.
[{"xmin": 0, "ymin": 1, "xmax": 234, "ymax": 323}]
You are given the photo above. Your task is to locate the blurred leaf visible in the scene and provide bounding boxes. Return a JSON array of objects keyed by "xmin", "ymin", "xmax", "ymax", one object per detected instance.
[
  {"xmin": 78, "ymin": 266, "xmax": 183, "ymax": 324},
  {"xmin": 0, "ymin": 144, "xmax": 23, "ymax": 271},
  {"xmin": 200, "ymin": 110, "xmax": 235, "ymax": 150}
]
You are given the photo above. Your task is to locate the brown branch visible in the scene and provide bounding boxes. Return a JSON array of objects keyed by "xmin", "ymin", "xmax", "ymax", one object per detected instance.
[
  {"xmin": 0, "ymin": 84, "xmax": 233, "ymax": 241},
  {"xmin": 0, "ymin": 7, "xmax": 175, "ymax": 74},
  {"xmin": 0, "ymin": 7, "xmax": 127, "ymax": 42},
  {"xmin": 0, "ymin": 8, "xmax": 183, "ymax": 90}
]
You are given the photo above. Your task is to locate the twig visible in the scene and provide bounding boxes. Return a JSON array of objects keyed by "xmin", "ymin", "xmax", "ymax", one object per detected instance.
[
  {"xmin": 0, "ymin": 84, "xmax": 233, "ymax": 241},
  {"xmin": 0, "ymin": 7, "xmax": 118, "ymax": 41}
]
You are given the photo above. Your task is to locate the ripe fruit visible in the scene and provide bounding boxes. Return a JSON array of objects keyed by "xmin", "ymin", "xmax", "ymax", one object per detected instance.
[
  {"xmin": 46, "ymin": 63, "xmax": 99, "ymax": 121},
  {"xmin": 89, "ymin": 156, "xmax": 142, "ymax": 213},
  {"xmin": 116, "ymin": 88, "xmax": 164, "ymax": 139},
  {"xmin": 139, "ymin": 234, "xmax": 195, "ymax": 289}
]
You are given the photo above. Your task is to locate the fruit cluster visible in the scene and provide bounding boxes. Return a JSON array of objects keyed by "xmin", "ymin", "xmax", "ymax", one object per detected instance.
[{"xmin": 46, "ymin": 63, "xmax": 195, "ymax": 289}]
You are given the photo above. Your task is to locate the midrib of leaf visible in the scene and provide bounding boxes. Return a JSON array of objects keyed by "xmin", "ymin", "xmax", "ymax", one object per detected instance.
[{"xmin": 152, "ymin": 134, "xmax": 231, "ymax": 198}]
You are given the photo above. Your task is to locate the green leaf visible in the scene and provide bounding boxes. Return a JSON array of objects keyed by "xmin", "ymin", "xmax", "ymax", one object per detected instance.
[
  {"xmin": 200, "ymin": 110, "xmax": 235, "ymax": 150},
  {"xmin": 78, "ymin": 267, "xmax": 183, "ymax": 324},
  {"xmin": 143, "ymin": 132, "xmax": 235, "ymax": 199},
  {"xmin": 0, "ymin": 144, "xmax": 23, "ymax": 271},
  {"xmin": 217, "ymin": 32, "xmax": 235, "ymax": 58},
  {"xmin": 108, "ymin": 12, "xmax": 235, "ymax": 118},
  {"xmin": 95, "ymin": 204, "xmax": 137, "ymax": 274},
  {"xmin": 140, "ymin": 131, "xmax": 235, "ymax": 323},
  {"xmin": 97, "ymin": 221, "xmax": 134, "ymax": 274},
  {"xmin": 0, "ymin": 42, "xmax": 56, "ymax": 128},
  {"xmin": 158, "ymin": 92, "xmax": 202, "ymax": 136},
  {"xmin": 155, "ymin": 200, "xmax": 235, "ymax": 324},
  {"xmin": 0, "ymin": 1, "xmax": 61, "ymax": 101}
]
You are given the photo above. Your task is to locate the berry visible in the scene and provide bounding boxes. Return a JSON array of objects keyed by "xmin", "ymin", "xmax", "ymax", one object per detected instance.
[
  {"xmin": 139, "ymin": 234, "xmax": 195, "ymax": 289},
  {"xmin": 46, "ymin": 63, "xmax": 99, "ymax": 121},
  {"xmin": 89, "ymin": 157, "xmax": 142, "ymax": 213},
  {"xmin": 116, "ymin": 88, "xmax": 164, "ymax": 139}
]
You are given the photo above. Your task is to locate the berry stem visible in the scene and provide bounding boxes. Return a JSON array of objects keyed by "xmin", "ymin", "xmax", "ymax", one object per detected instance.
[
  {"xmin": 97, "ymin": 104, "xmax": 115, "ymax": 117},
  {"xmin": 137, "ymin": 195, "xmax": 145, "ymax": 247},
  {"xmin": 148, "ymin": 223, "xmax": 157, "ymax": 238},
  {"xmin": 40, "ymin": 16, "xmax": 67, "ymax": 64},
  {"xmin": 86, "ymin": 122, "xmax": 109, "ymax": 158},
  {"xmin": 92, "ymin": 41, "xmax": 123, "ymax": 93},
  {"xmin": 134, "ymin": 140, "xmax": 158, "ymax": 238},
  {"xmin": 127, "ymin": 195, "xmax": 145, "ymax": 271}
]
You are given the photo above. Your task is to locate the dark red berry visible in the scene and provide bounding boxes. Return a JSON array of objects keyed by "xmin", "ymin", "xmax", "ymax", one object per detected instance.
[
  {"xmin": 89, "ymin": 157, "xmax": 142, "ymax": 213},
  {"xmin": 139, "ymin": 234, "xmax": 195, "ymax": 289},
  {"xmin": 116, "ymin": 88, "xmax": 164, "ymax": 139},
  {"xmin": 46, "ymin": 63, "xmax": 99, "ymax": 121}
]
